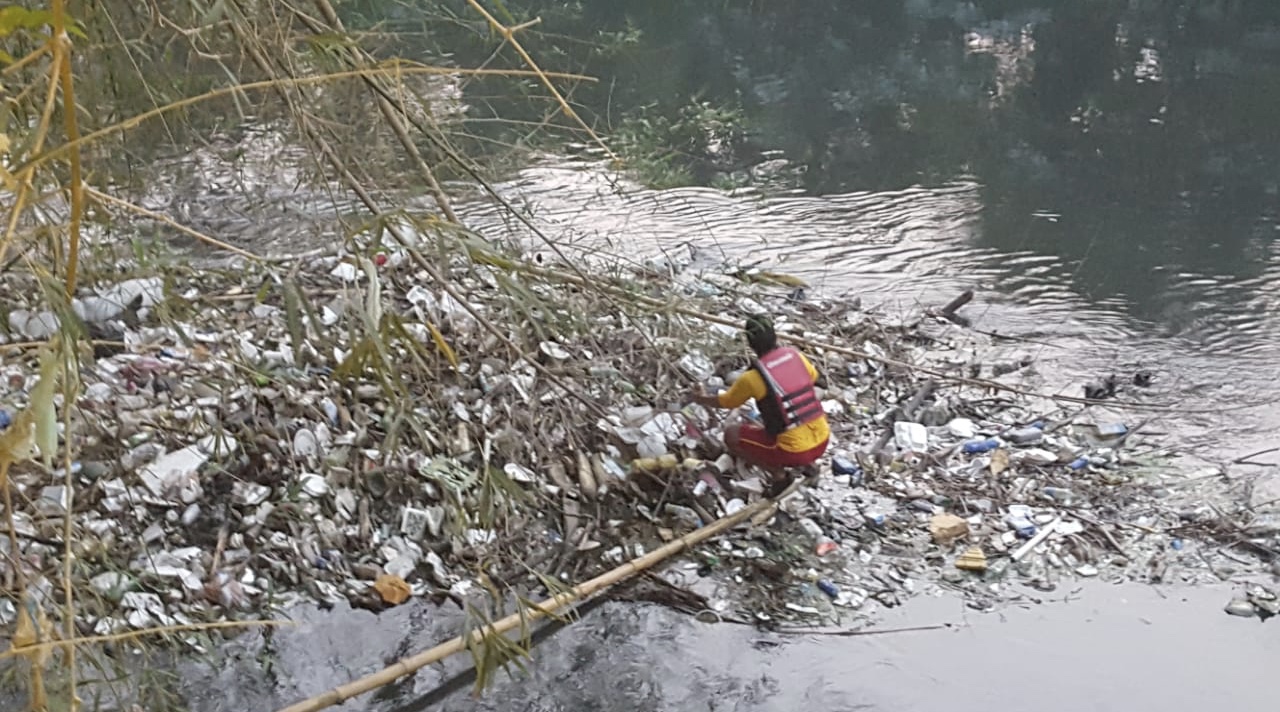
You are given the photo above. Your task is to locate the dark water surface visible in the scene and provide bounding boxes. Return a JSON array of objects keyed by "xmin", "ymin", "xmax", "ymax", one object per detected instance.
[
  {"xmin": 183, "ymin": 582, "xmax": 1276, "ymax": 712},
  {"xmin": 435, "ymin": 0, "xmax": 1280, "ymax": 460}
]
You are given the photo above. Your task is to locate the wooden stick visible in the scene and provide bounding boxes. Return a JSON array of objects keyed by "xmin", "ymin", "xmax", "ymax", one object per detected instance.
[
  {"xmin": 768, "ymin": 622, "xmax": 954, "ymax": 637},
  {"xmin": 1234, "ymin": 447, "xmax": 1280, "ymax": 465},
  {"xmin": 1012, "ymin": 517, "xmax": 1060, "ymax": 561},
  {"xmin": 274, "ymin": 496, "xmax": 773, "ymax": 712},
  {"xmin": 939, "ymin": 289, "xmax": 974, "ymax": 319}
]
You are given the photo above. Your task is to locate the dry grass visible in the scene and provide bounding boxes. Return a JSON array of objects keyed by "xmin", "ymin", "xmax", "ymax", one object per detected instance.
[{"xmin": 0, "ymin": 1, "xmax": 622, "ymax": 709}]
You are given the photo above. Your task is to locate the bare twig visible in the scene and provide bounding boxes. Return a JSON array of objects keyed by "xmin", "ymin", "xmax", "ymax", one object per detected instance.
[
  {"xmin": 1234, "ymin": 447, "xmax": 1280, "ymax": 466},
  {"xmin": 768, "ymin": 623, "xmax": 955, "ymax": 637}
]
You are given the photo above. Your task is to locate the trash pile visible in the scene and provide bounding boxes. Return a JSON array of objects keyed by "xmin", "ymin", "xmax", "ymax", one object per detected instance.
[
  {"xmin": 0, "ymin": 225, "xmax": 1272, "ymax": 647},
  {"xmin": 1224, "ymin": 585, "xmax": 1279, "ymax": 621}
]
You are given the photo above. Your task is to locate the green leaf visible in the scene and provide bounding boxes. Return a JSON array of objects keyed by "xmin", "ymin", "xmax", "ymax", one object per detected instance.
[
  {"xmin": 200, "ymin": 0, "xmax": 227, "ymax": 27},
  {"xmin": 31, "ymin": 346, "xmax": 61, "ymax": 470},
  {"xmin": 0, "ymin": 7, "xmax": 54, "ymax": 37}
]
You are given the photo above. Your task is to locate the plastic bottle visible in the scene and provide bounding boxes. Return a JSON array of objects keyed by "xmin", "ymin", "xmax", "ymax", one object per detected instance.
[
  {"xmin": 1004, "ymin": 505, "xmax": 1037, "ymax": 538},
  {"xmin": 963, "ymin": 438, "xmax": 1000, "ymax": 454},
  {"xmin": 1005, "ymin": 427, "xmax": 1044, "ymax": 445},
  {"xmin": 831, "ymin": 456, "xmax": 864, "ymax": 487},
  {"xmin": 1041, "ymin": 486, "xmax": 1075, "ymax": 504}
]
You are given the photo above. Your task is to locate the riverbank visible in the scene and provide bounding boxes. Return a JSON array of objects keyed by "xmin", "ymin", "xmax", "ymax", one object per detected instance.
[{"xmin": 1, "ymin": 222, "xmax": 1276, "ymax": 708}]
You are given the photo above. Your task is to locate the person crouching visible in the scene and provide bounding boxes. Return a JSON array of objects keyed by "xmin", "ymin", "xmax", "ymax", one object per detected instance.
[{"xmin": 688, "ymin": 315, "xmax": 830, "ymax": 494}]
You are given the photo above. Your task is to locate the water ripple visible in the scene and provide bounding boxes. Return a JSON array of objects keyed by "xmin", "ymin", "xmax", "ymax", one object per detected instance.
[{"xmin": 451, "ymin": 159, "xmax": 1280, "ymax": 446}]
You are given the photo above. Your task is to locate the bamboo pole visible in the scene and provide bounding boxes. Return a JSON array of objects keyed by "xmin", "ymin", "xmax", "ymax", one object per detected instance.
[
  {"xmin": 274, "ymin": 495, "xmax": 775, "ymax": 712},
  {"xmin": 483, "ymin": 258, "xmax": 1229, "ymax": 415}
]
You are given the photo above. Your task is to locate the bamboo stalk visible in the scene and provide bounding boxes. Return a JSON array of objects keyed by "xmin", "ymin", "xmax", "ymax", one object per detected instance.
[
  {"xmin": 53, "ymin": 4, "xmax": 85, "ymax": 299},
  {"xmin": 274, "ymin": 496, "xmax": 773, "ymax": 712},
  {"xmin": 465, "ymin": 0, "xmax": 617, "ymax": 162},
  {"xmin": 86, "ymin": 187, "xmax": 266, "ymax": 262},
  {"xmin": 483, "ymin": 258, "xmax": 1223, "ymax": 415},
  {"xmin": 307, "ymin": 0, "xmax": 460, "ymax": 224},
  {"xmin": 21, "ymin": 64, "xmax": 596, "ymax": 172}
]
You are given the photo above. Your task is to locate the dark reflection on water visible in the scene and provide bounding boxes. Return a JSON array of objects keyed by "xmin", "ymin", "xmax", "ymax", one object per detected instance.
[
  {"xmin": 394, "ymin": 0, "xmax": 1280, "ymax": 350},
  {"xmin": 177, "ymin": 583, "xmax": 1277, "ymax": 712}
]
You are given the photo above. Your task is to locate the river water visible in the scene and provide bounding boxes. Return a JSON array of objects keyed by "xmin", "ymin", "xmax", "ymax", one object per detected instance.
[
  {"xmin": 183, "ymin": 583, "xmax": 1276, "ymax": 712},
  {"xmin": 82, "ymin": 1, "xmax": 1280, "ymax": 709}
]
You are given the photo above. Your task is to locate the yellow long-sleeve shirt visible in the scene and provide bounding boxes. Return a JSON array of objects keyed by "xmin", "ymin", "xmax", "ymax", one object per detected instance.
[{"xmin": 717, "ymin": 353, "xmax": 829, "ymax": 452}]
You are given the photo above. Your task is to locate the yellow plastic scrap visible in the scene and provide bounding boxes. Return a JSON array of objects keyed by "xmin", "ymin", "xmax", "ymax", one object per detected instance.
[
  {"xmin": 955, "ymin": 546, "xmax": 988, "ymax": 572},
  {"xmin": 373, "ymin": 574, "xmax": 412, "ymax": 605}
]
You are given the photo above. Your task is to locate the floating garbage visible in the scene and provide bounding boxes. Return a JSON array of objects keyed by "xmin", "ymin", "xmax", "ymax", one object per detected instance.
[
  {"xmin": 0, "ymin": 234, "xmax": 1254, "ymax": 653},
  {"xmin": 955, "ymin": 547, "xmax": 987, "ymax": 572}
]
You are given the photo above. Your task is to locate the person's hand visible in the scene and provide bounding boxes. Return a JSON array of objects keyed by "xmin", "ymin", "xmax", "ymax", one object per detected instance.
[{"xmin": 687, "ymin": 383, "xmax": 708, "ymax": 405}]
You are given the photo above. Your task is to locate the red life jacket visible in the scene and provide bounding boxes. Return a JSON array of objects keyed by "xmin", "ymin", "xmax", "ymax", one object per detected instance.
[{"xmin": 754, "ymin": 346, "xmax": 824, "ymax": 436}]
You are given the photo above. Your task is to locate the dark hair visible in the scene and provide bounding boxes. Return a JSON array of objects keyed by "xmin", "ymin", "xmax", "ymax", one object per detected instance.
[{"xmin": 744, "ymin": 314, "xmax": 777, "ymax": 356}]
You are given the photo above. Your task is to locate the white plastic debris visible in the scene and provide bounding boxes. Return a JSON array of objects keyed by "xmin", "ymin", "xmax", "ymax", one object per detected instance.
[
  {"xmin": 400, "ymin": 507, "xmax": 430, "ymax": 540},
  {"xmin": 947, "ymin": 418, "xmax": 977, "ymax": 439},
  {"xmin": 37, "ymin": 486, "xmax": 69, "ymax": 515},
  {"xmin": 539, "ymin": 340, "xmax": 571, "ymax": 360},
  {"xmin": 677, "ymin": 351, "xmax": 715, "ymax": 381},
  {"xmin": 334, "ymin": 488, "xmax": 357, "ymax": 520},
  {"xmin": 330, "ymin": 261, "xmax": 360, "ymax": 282},
  {"xmin": 465, "ymin": 529, "xmax": 496, "ymax": 547},
  {"xmin": 293, "ymin": 428, "xmax": 320, "ymax": 459},
  {"xmin": 9, "ymin": 310, "xmax": 60, "ymax": 339},
  {"xmin": 90, "ymin": 572, "xmax": 133, "ymax": 599},
  {"xmin": 1012, "ymin": 517, "xmax": 1061, "ymax": 561},
  {"xmin": 96, "ymin": 276, "xmax": 163, "ymax": 310},
  {"xmin": 384, "ymin": 553, "xmax": 417, "ymax": 580},
  {"xmin": 232, "ymin": 482, "xmax": 271, "ymax": 507},
  {"xmin": 636, "ymin": 435, "xmax": 667, "ymax": 459},
  {"xmin": 1014, "ymin": 448, "xmax": 1059, "ymax": 465},
  {"xmin": 298, "ymin": 473, "xmax": 329, "ymax": 498},
  {"xmin": 139, "ymin": 446, "xmax": 211, "ymax": 504},
  {"xmin": 894, "ymin": 421, "xmax": 929, "ymax": 452},
  {"xmin": 503, "ymin": 462, "xmax": 537, "ymax": 484}
]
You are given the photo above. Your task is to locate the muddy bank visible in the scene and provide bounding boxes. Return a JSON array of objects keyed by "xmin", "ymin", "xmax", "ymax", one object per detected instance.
[{"xmin": 173, "ymin": 580, "xmax": 1278, "ymax": 712}]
